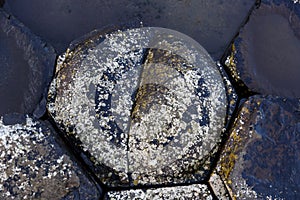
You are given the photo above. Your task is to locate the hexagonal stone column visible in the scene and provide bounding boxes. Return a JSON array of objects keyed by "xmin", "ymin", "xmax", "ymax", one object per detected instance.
[
  {"xmin": 48, "ymin": 27, "xmax": 228, "ymax": 187},
  {"xmin": 224, "ymin": 0, "xmax": 300, "ymax": 98},
  {"xmin": 0, "ymin": 115, "xmax": 101, "ymax": 199},
  {"xmin": 0, "ymin": 9, "xmax": 56, "ymax": 117},
  {"xmin": 210, "ymin": 96, "xmax": 300, "ymax": 199}
]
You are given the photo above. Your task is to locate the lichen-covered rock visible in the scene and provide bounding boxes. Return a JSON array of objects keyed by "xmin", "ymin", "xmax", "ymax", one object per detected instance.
[
  {"xmin": 0, "ymin": 9, "xmax": 56, "ymax": 117},
  {"xmin": 0, "ymin": 115, "xmax": 101, "ymax": 200},
  {"xmin": 224, "ymin": 0, "xmax": 300, "ymax": 98},
  {"xmin": 215, "ymin": 95, "xmax": 300, "ymax": 199},
  {"xmin": 105, "ymin": 183, "xmax": 212, "ymax": 200},
  {"xmin": 48, "ymin": 27, "xmax": 228, "ymax": 187},
  {"xmin": 209, "ymin": 172, "xmax": 231, "ymax": 200}
]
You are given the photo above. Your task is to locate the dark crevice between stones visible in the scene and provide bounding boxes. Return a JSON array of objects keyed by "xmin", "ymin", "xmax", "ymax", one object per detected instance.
[
  {"xmin": 221, "ymin": 44, "xmax": 259, "ymax": 98},
  {"xmin": 0, "ymin": 0, "xmax": 4, "ymax": 7},
  {"xmin": 206, "ymin": 182, "xmax": 225, "ymax": 200},
  {"xmin": 220, "ymin": 0, "xmax": 261, "ymax": 61},
  {"xmin": 219, "ymin": 0, "xmax": 261, "ymax": 98},
  {"xmin": 206, "ymin": 96, "xmax": 246, "ymax": 186},
  {"xmin": 45, "ymin": 115, "xmax": 104, "ymax": 200}
]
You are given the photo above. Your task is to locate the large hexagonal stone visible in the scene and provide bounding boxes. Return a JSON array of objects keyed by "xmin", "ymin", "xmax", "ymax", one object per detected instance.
[
  {"xmin": 224, "ymin": 0, "xmax": 300, "ymax": 98},
  {"xmin": 48, "ymin": 27, "xmax": 228, "ymax": 187},
  {"xmin": 212, "ymin": 95, "xmax": 300, "ymax": 199}
]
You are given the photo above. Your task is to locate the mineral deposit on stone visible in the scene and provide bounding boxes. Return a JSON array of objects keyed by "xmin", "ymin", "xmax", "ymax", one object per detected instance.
[
  {"xmin": 216, "ymin": 95, "xmax": 300, "ymax": 199},
  {"xmin": 0, "ymin": 115, "xmax": 101, "ymax": 200},
  {"xmin": 224, "ymin": 0, "xmax": 300, "ymax": 98},
  {"xmin": 0, "ymin": 116, "xmax": 78, "ymax": 199},
  {"xmin": 48, "ymin": 27, "xmax": 228, "ymax": 187},
  {"xmin": 0, "ymin": 9, "xmax": 56, "ymax": 117},
  {"xmin": 105, "ymin": 183, "xmax": 213, "ymax": 200}
]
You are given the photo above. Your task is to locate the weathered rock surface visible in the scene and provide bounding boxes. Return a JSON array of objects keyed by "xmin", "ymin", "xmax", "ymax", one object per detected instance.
[
  {"xmin": 224, "ymin": 0, "xmax": 300, "ymax": 97},
  {"xmin": 214, "ymin": 95, "xmax": 300, "ymax": 199},
  {"xmin": 0, "ymin": 9, "xmax": 56, "ymax": 117},
  {"xmin": 47, "ymin": 27, "xmax": 228, "ymax": 187},
  {"xmin": 105, "ymin": 183, "xmax": 212, "ymax": 200},
  {"xmin": 0, "ymin": 114, "xmax": 102, "ymax": 200}
]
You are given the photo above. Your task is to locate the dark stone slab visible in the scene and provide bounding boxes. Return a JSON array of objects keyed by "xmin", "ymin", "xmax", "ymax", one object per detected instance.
[
  {"xmin": 216, "ymin": 95, "xmax": 300, "ymax": 199},
  {"xmin": 224, "ymin": 0, "xmax": 300, "ymax": 98},
  {"xmin": 0, "ymin": 114, "xmax": 102, "ymax": 199},
  {"xmin": 0, "ymin": 9, "xmax": 56, "ymax": 117},
  {"xmin": 3, "ymin": 0, "xmax": 255, "ymax": 59}
]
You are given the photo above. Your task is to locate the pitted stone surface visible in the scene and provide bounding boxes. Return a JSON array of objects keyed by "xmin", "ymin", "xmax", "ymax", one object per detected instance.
[
  {"xmin": 0, "ymin": 116, "xmax": 80, "ymax": 199},
  {"xmin": 105, "ymin": 183, "xmax": 213, "ymax": 200},
  {"xmin": 216, "ymin": 96, "xmax": 300, "ymax": 199},
  {"xmin": 48, "ymin": 27, "xmax": 228, "ymax": 187},
  {"xmin": 0, "ymin": 115, "xmax": 102, "ymax": 200}
]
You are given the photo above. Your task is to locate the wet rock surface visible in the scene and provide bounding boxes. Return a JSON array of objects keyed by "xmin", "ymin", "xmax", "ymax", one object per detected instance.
[
  {"xmin": 224, "ymin": 0, "xmax": 300, "ymax": 98},
  {"xmin": 105, "ymin": 184, "xmax": 212, "ymax": 200},
  {"xmin": 0, "ymin": 9, "xmax": 56, "ymax": 116},
  {"xmin": 47, "ymin": 27, "xmax": 228, "ymax": 187},
  {"xmin": 0, "ymin": 115, "xmax": 101, "ymax": 200},
  {"xmin": 1, "ymin": 0, "xmax": 300, "ymax": 199},
  {"xmin": 2, "ymin": 0, "xmax": 255, "ymax": 59},
  {"xmin": 214, "ymin": 95, "xmax": 300, "ymax": 199}
]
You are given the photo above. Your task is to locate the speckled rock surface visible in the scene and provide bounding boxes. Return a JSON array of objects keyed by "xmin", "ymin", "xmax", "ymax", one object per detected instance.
[
  {"xmin": 224, "ymin": 0, "xmax": 300, "ymax": 98},
  {"xmin": 0, "ymin": 115, "xmax": 102, "ymax": 200},
  {"xmin": 215, "ymin": 95, "xmax": 300, "ymax": 199},
  {"xmin": 2, "ymin": 0, "xmax": 256, "ymax": 59},
  {"xmin": 105, "ymin": 184, "xmax": 213, "ymax": 200},
  {"xmin": 0, "ymin": 9, "xmax": 56, "ymax": 117},
  {"xmin": 47, "ymin": 27, "xmax": 228, "ymax": 187}
]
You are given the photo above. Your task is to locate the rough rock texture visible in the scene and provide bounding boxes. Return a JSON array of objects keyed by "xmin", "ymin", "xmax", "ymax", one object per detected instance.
[
  {"xmin": 47, "ymin": 27, "xmax": 228, "ymax": 187},
  {"xmin": 105, "ymin": 184, "xmax": 212, "ymax": 200},
  {"xmin": 3, "ymin": 0, "xmax": 256, "ymax": 59},
  {"xmin": 216, "ymin": 95, "xmax": 300, "ymax": 199},
  {"xmin": 209, "ymin": 172, "xmax": 230, "ymax": 200},
  {"xmin": 224, "ymin": 0, "xmax": 300, "ymax": 98},
  {"xmin": 0, "ymin": 9, "xmax": 56, "ymax": 117},
  {"xmin": 0, "ymin": 115, "xmax": 101, "ymax": 200}
]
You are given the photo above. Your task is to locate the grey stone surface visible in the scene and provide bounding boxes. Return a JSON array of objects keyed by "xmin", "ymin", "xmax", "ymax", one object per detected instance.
[
  {"xmin": 3, "ymin": 0, "xmax": 255, "ymax": 59},
  {"xmin": 215, "ymin": 95, "xmax": 300, "ymax": 199},
  {"xmin": 48, "ymin": 27, "xmax": 228, "ymax": 187},
  {"xmin": 224, "ymin": 0, "xmax": 300, "ymax": 98},
  {"xmin": 0, "ymin": 9, "xmax": 56, "ymax": 117},
  {"xmin": 0, "ymin": 115, "xmax": 101, "ymax": 200},
  {"xmin": 105, "ymin": 183, "xmax": 213, "ymax": 200}
]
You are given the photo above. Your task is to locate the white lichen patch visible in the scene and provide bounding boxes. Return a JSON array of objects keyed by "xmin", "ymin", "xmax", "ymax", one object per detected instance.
[
  {"xmin": 48, "ymin": 27, "xmax": 227, "ymax": 186},
  {"xmin": 209, "ymin": 172, "xmax": 230, "ymax": 199},
  {"xmin": 0, "ymin": 116, "xmax": 80, "ymax": 199},
  {"xmin": 106, "ymin": 183, "xmax": 213, "ymax": 200}
]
